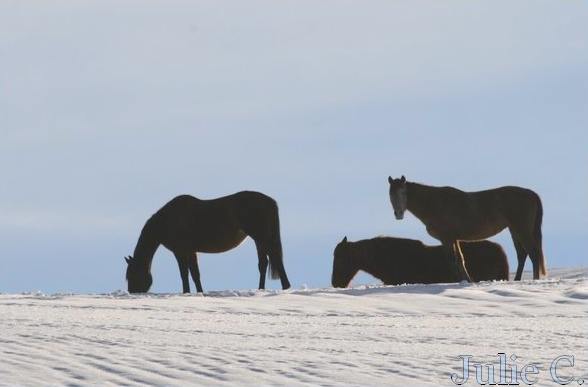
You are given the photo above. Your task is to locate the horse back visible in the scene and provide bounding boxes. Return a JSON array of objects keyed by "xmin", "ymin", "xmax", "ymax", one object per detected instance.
[
  {"xmin": 351, "ymin": 237, "xmax": 508, "ymax": 285},
  {"xmin": 153, "ymin": 194, "xmax": 251, "ymax": 253},
  {"xmin": 425, "ymin": 184, "xmax": 538, "ymax": 214},
  {"xmin": 424, "ymin": 185, "xmax": 539, "ymax": 240}
]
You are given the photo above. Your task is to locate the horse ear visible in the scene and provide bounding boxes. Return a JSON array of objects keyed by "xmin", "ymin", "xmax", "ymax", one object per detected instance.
[
  {"xmin": 342, "ymin": 236, "xmax": 348, "ymax": 243},
  {"xmin": 388, "ymin": 176, "xmax": 393, "ymax": 184},
  {"xmin": 400, "ymin": 175, "xmax": 406, "ymax": 183},
  {"xmin": 125, "ymin": 256, "xmax": 131, "ymax": 264}
]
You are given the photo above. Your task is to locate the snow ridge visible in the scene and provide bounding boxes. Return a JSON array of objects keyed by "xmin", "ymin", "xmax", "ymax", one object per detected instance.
[{"xmin": 1, "ymin": 268, "xmax": 586, "ymax": 386}]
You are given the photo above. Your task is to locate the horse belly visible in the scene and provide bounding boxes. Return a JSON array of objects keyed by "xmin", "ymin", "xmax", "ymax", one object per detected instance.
[
  {"xmin": 197, "ymin": 229, "xmax": 248, "ymax": 254},
  {"xmin": 426, "ymin": 214, "xmax": 507, "ymax": 242},
  {"xmin": 425, "ymin": 225, "xmax": 445, "ymax": 242},
  {"xmin": 458, "ymin": 215, "xmax": 508, "ymax": 241}
]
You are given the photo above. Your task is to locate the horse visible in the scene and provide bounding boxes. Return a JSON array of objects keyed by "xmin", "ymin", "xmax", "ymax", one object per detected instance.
[
  {"xmin": 388, "ymin": 176, "xmax": 546, "ymax": 281},
  {"xmin": 331, "ymin": 236, "xmax": 509, "ymax": 288},
  {"xmin": 124, "ymin": 191, "xmax": 291, "ymax": 293}
]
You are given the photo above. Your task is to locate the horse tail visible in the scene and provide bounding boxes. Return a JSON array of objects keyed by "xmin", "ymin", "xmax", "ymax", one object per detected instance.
[
  {"xmin": 267, "ymin": 199, "xmax": 284, "ymax": 280},
  {"xmin": 534, "ymin": 193, "xmax": 547, "ymax": 276}
]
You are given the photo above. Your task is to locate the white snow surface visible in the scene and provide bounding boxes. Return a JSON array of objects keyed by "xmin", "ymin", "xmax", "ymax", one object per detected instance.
[{"xmin": 1, "ymin": 268, "xmax": 586, "ymax": 386}]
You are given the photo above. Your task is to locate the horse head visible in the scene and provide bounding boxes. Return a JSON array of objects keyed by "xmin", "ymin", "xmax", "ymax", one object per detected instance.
[
  {"xmin": 388, "ymin": 175, "xmax": 407, "ymax": 220},
  {"xmin": 125, "ymin": 255, "xmax": 153, "ymax": 293},
  {"xmin": 331, "ymin": 236, "xmax": 357, "ymax": 288}
]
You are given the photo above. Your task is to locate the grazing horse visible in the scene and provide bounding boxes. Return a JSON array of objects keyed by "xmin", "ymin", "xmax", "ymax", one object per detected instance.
[
  {"xmin": 125, "ymin": 191, "xmax": 291, "ymax": 293},
  {"xmin": 331, "ymin": 236, "xmax": 509, "ymax": 287},
  {"xmin": 388, "ymin": 176, "xmax": 546, "ymax": 281}
]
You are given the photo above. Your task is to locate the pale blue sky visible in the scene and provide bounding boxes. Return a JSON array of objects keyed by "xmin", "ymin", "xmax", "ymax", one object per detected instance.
[{"xmin": 1, "ymin": 1, "xmax": 587, "ymax": 293}]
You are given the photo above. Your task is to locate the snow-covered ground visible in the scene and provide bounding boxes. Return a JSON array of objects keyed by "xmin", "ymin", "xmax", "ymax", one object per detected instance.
[{"xmin": 1, "ymin": 269, "xmax": 586, "ymax": 386}]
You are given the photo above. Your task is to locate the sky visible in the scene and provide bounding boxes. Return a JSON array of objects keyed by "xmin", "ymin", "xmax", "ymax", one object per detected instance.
[{"xmin": 0, "ymin": 1, "xmax": 587, "ymax": 293}]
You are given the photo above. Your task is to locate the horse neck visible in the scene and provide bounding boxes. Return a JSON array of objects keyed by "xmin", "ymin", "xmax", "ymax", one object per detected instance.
[
  {"xmin": 406, "ymin": 182, "xmax": 436, "ymax": 221},
  {"xmin": 133, "ymin": 217, "xmax": 161, "ymax": 270},
  {"xmin": 350, "ymin": 241, "xmax": 377, "ymax": 278}
]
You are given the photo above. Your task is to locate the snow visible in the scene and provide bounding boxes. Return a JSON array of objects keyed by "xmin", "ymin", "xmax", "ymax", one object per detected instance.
[{"xmin": 1, "ymin": 269, "xmax": 586, "ymax": 386}]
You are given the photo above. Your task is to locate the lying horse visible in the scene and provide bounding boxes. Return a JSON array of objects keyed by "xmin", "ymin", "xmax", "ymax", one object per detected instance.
[
  {"xmin": 331, "ymin": 236, "xmax": 509, "ymax": 287},
  {"xmin": 125, "ymin": 191, "xmax": 291, "ymax": 293},
  {"xmin": 388, "ymin": 176, "xmax": 546, "ymax": 281}
]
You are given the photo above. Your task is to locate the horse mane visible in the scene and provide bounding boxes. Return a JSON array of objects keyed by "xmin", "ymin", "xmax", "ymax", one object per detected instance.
[
  {"xmin": 131, "ymin": 213, "xmax": 162, "ymax": 269},
  {"xmin": 369, "ymin": 236, "xmax": 426, "ymax": 248}
]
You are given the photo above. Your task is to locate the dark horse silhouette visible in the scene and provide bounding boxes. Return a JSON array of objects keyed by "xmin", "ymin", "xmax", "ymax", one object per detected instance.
[
  {"xmin": 125, "ymin": 191, "xmax": 291, "ymax": 293},
  {"xmin": 388, "ymin": 176, "xmax": 546, "ymax": 281},
  {"xmin": 332, "ymin": 236, "xmax": 509, "ymax": 288}
]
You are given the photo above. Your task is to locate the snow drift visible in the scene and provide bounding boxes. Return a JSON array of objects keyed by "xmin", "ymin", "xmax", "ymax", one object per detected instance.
[{"xmin": 1, "ymin": 268, "xmax": 586, "ymax": 386}]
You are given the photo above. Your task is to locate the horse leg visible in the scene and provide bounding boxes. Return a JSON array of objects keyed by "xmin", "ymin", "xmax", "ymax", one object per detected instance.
[
  {"xmin": 514, "ymin": 230, "xmax": 543, "ymax": 280},
  {"xmin": 188, "ymin": 253, "xmax": 204, "ymax": 293},
  {"xmin": 280, "ymin": 270, "xmax": 291, "ymax": 290},
  {"xmin": 522, "ymin": 227, "xmax": 546, "ymax": 280},
  {"xmin": 529, "ymin": 245, "xmax": 543, "ymax": 280},
  {"xmin": 451, "ymin": 241, "xmax": 473, "ymax": 283},
  {"xmin": 510, "ymin": 232, "xmax": 527, "ymax": 281},
  {"xmin": 265, "ymin": 243, "xmax": 291, "ymax": 290},
  {"xmin": 270, "ymin": 250, "xmax": 291, "ymax": 290},
  {"xmin": 174, "ymin": 252, "xmax": 191, "ymax": 293},
  {"xmin": 255, "ymin": 241, "xmax": 269, "ymax": 290},
  {"xmin": 240, "ymin": 210, "xmax": 291, "ymax": 290}
]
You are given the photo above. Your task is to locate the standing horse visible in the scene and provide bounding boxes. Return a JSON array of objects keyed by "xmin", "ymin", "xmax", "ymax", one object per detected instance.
[
  {"xmin": 331, "ymin": 236, "xmax": 509, "ymax": 287},
  {"xmin": 125, "ymin": 191, "xmax": 291, "ymax": 293},
  {"xmin": 388, "ymin": 176, "xmax": 546, "ymax": 281}
]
